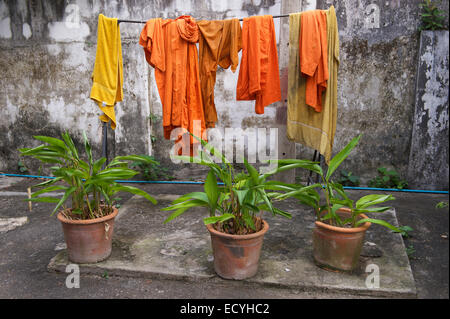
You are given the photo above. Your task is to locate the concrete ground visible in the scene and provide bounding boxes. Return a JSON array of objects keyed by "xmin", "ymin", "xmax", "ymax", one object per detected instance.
[{"xmin": 0, "ymin": 176, "xmax": 448, "ymax": 299}]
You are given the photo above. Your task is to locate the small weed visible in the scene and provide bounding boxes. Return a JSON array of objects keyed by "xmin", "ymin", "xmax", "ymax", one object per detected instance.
[
  {"xmin": 337, "ymin": 170, "xmax": 360, "ymax": 187},
  {"xmin": 112, "ymin": 197, "xmax": 122, "ymax": 208},
  {"xmin": 394, "ymin": 225, "xmax": 414, "ymax": 238},
  {"xmin": 130, "ymin": 155, "xmax": 173, "ymax": 181},
  {"xmin": 368, "ymin": 167, "xmax": 408, "ymax": 189},
  {"xmin": 102, "ymin": 271, "xmax": 109, "ymax": 279},
  {"xmin": 405, "ymin": 245, "xmax": 416, "ymax": 257},
  {"xmin": 18, "ymin": 160, "xmax": 28, "ymax": 173},
  {"xmin": 436, "ymin": 201, "xmax": 449, "ymax": 209},
  {"xmin": 419, "ymin": 0, "xmax": 447, "ymax": 31},
  {"xmin": 148, "ymin": 113, "xmax": 160, "ymax": 123}
]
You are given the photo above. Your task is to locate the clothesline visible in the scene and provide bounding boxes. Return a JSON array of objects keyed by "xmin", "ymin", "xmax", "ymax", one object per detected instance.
[
  {"xmin": 117, "ymin": 14, "xmax": 290, "ymax": 24},
  {"xmin": 101, "ymin": 10, "xmax": 337, "ymax": 176}
]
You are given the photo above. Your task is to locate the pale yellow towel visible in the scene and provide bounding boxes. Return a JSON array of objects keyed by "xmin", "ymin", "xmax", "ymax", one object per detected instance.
[
  {"xmin": 90, "ymin": 14, "xmax": 123, "ymax": 130},
  {"xmin": 287, "ymin": 6, "xmax": 339, "ymax": 163}
]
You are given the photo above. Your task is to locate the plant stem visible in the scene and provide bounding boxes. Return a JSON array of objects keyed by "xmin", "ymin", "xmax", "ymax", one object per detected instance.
[{"xmin": 85, "ymin": 194, "xmax": 94, "ymax": 219}]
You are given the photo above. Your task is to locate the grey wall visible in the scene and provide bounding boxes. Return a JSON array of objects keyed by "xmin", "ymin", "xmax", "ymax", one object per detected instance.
[
  {"xmin": 408, "ymin": 30, "xmax": 449, "ymax": 190},
  {"xmin": 0, "ymin": 0, "xmax": 448, "ymax": 189},
  {"xmin": 314, "ymin": 0, "xmax": 448, "ymax": 189}
]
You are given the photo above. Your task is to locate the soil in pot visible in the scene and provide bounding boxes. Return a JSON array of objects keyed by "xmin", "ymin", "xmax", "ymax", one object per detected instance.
[
  {"xmin": 57, "ymin": 207, "xmax": 118, "ymax": 264},
  {"xmin": 313, "ymin": 208, "xmax": 371, "ymax": 272},
  {"xmin": 206, "ymin": 218, "xmax": 269, "ymax": 280}
]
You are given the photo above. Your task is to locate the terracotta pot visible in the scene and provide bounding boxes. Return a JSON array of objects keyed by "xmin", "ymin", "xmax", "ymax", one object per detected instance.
[
  {"xmin": 206, "ymin": 219, "xmax": 269, "ymax": 280},
  {"xmin": 313, "ymin": 208, "xmax": 371, "ymax": 271},
  {"xmin": 57, "ymin": 207, "xmax": 118, "ymax": 264}
]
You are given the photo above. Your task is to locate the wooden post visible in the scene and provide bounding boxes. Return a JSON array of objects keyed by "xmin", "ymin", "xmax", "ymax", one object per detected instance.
[{"xmin": 27, "ymin": 187, "xmax": 32, "ymax": 212}]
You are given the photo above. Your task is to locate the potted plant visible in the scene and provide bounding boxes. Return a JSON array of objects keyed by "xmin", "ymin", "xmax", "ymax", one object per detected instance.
[
  {"xmin": 271, "ymin": 135, "xmax": 405, "ymax": 271},
  {"xmin": 19, "ymin": 131, "xmax": 157, "ymax": 263},
  {"xmin": 162, "ymin": 136, "xmax": 293, "ymax": 280}
]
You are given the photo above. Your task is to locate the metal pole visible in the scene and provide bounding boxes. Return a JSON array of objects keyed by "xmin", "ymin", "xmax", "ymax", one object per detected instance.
[
  {"xmin": 117, "ymin": 14, "xmax": 290, "ymax": 24},
  {"xmin": 101, "ymin": 121, "xmax": 108, "ymax": 168},
  {"xmin": 307, "ymin": 150, "xmax": 318, "ymax": 186}
]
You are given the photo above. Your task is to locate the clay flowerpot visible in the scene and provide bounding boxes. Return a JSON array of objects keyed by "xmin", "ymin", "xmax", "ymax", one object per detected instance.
[
  {"xmin": 57, "ymin": 207, "xmax": 118, "ymax": 264},
  {"xmin": 313, "ymin": 208, "xmax": 371, "ymax": 271},
  {"xmin": 206, "ymin": 219, "xmax": 269, "ymax": 280}
]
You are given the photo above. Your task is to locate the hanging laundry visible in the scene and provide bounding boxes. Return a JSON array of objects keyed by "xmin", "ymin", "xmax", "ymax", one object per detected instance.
[
  {"xmin": 197, "ymin": 19, "xmax": 242, "ymax": 128},
  {"xmin": 90, "ymin": 14, "xmax": 123, "ymax": 130},
  {"xmin": 299, "ymin": 9, "xmax": 328, "ymax": 112},
  {"xmin": 236, "ymin": 15, "xmax": 281, "ymax": 114},
  {"xmin": 139, "ymin": 16, "xmax": 206, "ymax": 153},
  {"xmin": 287, "ymin": 6, "xmax": 339, "ymax": 163}
]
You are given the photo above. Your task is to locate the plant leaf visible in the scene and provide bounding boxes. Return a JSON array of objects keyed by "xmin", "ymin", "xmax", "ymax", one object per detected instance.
[
  {"xmin": 24, "ymin": 196, "xmax": 60, "ymax": 203},
  {"xmin": 355, "ymin": 217, "xmax": 402, "ymax": 233},
  {"xmin": 326, "ymin": 134, "xmax": 362, "ymax": 181},
  {"xmin": 33, "ymin": 136, "xmax": 67, "ymax": 150},
  {"xmin": 31, "ymin": 185, "xmax": 68, "ymax": 198},
  {"xmin": 164, "ymin": 207, "xmax": 190, "ymax": 224},
  {"xmin": 50, "ymin": 186, "xmax": 77, "ymax": 216},
  {"xmin": 112, "ymin": 185, "xmax": 157, "ymax": 204},
  {"xmin": 234, "ymin": 189, "xmax": 249, "ymax": 206},
  {"xmin": 83, "ymin": 131, "xmax": 93, "ymax": 167},
  {"xmin": 172, "ymin": 192, "xmax": 209, "ymax": 204},
  {"xmin": 203, "ymin": 213, "xmax": 235, "ymax": 225},
  {"xmin": 355, "ymin": 194, "xmax": 395, "ymax": 210},
  {"xmin": 204, "ymin": 170, "xmax": 219, "ymax": 215}
]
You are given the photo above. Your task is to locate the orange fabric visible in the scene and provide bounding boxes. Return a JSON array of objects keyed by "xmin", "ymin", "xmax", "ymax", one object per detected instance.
[
  {"xmin": 198, "ymin": 19, "xmax": 242, "ymax": 128},
  {"xmin": 236, "ymin": 15, "xmax": 281, "ymax": 114},
  {"xmin": 139, "ymin": 16, "xmax": 206, "ymax": 153},
  {"xmin": 299, "ymin": 10, "xmax": 328, "ymax": 112}
]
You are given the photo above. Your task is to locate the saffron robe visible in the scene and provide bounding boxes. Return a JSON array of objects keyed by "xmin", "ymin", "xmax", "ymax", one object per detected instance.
[
  {"xmin": 139, "ymin": 16, "xmax": 206, "ymax": 151},
  {"xmin": 236, "ymin": 15, "xmax": 281, "ymax": 114},
  {"xmin": 198, "ymin": 19, "xmax": 242, "ymax": 128}
]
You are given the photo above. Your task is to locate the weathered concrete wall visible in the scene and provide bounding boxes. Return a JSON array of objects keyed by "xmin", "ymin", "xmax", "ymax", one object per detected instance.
[
  {"xmin": 0, "ymin": 0, "xmax": 153, "ymax": 173},
  {"xmin": 314, "ymin": 0, "xmax": 442, "ymax": 186},
  {"xmin": 0, "ymin": 0, "xmax": 449, "ymax": 189},
  {"xmin": 408, "ymin": 30, "xmax": 449, "ymax": 190}
]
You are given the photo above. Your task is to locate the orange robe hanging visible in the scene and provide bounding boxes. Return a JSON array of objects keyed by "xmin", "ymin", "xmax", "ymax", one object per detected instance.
[
  {"xmin": 299, "ymin": 10, "xmax": 328, "ymax": 112},
  {"xmin": 236, "ymin": 15, "xmax": 281, "ymax": 114},
  {"xmin": 197, "ymin": 19, "xmax": 242, "ymax": 128},
  {"xmin": 139, "ymin": 16, "xmax": 206, "ymax": 152}
]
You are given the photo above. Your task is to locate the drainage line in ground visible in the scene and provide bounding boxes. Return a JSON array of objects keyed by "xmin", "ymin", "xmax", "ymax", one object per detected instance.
[{"xmin": 1, "ymin": 173, "xmax": 448, "ymax": 194}]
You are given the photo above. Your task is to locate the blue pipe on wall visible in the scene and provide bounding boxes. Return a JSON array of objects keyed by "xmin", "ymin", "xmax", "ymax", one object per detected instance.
[{"xmin": 1, "ymin": 173, "xmax": 448, "ymax": 194}]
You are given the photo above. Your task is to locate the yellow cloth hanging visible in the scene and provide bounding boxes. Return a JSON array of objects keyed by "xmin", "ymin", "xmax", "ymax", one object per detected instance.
[
  {"xmin": 90, "ymin": 14, "xmax": 123, "ymax": 130},
  {"xmin": 287, "ymin": 6, "xmax": 339, "ymax": 164}
]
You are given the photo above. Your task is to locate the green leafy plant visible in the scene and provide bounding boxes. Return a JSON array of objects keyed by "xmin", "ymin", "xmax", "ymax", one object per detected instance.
[
  {"xmin": 19, "ymin": 131, "xmax": 157, "ymax": 220},
  {"xmin": 436, "ymin": 201, "xmax": 449, "ymax": 209},
  {"xmin": 162, "ymin": 135, "xmax": 293, "ymax": 235},
  {"xmin": 18, "ymin": 160, "xmax": 28, "ymax": 173},
  {"xmin": 406, "ymin": 245, "xmax": 416, "ymax": 257},
  {"xmin": 337, "ymin": 170, "xmax": 360, "ymax": 187},
  {"xmin": 271, "ymin": 135, "xmax": 404, "ymax": 234},
  {"xmin": 147, "ymin": 113, "xmax": 160, "ymax": 123},
  {"xmin": 419, "ymin": 0, "xmax": 447, "ymax": 31},
  {"xmin": 394, "ymin": 225, "xmax": 414, "ymax": 238},
  {"xmin": 368, "ymin": 167, "xmax": 408, "ymax": 189},
  {"xmin": 130, "ymin": 155, "xmax": 173, "ymax": 181}
]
